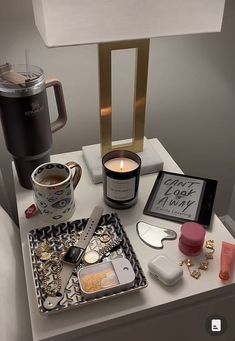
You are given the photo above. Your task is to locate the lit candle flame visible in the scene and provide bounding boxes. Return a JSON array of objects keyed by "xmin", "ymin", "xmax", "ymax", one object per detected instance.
[{"xmin": 120, "ymin": 160, "xmax": 124, "ymax": 170}]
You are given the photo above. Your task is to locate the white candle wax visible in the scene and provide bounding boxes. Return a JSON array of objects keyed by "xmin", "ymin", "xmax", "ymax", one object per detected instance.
[{"xmin": 104, "ymin": 157, "xmax": 139, "ymax": 172}]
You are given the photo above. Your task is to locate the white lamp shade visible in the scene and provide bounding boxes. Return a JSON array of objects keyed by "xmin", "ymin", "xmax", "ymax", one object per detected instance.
[{"xmin": 32, "ymin": 0, "xmax": 225, "ymax": 47}]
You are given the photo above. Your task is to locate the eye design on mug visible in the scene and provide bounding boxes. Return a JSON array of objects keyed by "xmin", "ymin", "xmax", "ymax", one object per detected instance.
[
  {"xmin": 37, "ymin": 167, "xmax": 44, "ymax": 173},
  {"xmin": 48, "ymin": 197, "xmax": 56, "ymax": 203},
  {"xmin": 46, "ymin": 164, "xmax": 55, "ymax": 169},
  {"xmin": 55, "ymin": 190, "xmax": 64, "ymax": 195},
  {"xmin": 36, "ymin": 191, "xmax": 43, "ymax": 197},
  {"xmin": 52, "ymin": 198, "xmax": 71, "ymax": 209},
  {"xmin": 39, "ymin": 201, "xmax": 47, "ymax": 208},
  {"xmin": 56, "ymin": 164, "xmax": 64, "ymax": 169}
]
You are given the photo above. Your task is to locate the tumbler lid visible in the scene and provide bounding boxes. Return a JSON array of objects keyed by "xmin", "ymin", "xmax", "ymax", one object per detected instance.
[{"xmin": 0, "ymin": 63, "xmax": 45, "ymax": 97}]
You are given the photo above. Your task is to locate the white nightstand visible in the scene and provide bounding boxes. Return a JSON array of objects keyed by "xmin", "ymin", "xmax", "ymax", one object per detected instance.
[{"xmin": 13, "ymin": 138, "xmax": 235, "ymax": 341}]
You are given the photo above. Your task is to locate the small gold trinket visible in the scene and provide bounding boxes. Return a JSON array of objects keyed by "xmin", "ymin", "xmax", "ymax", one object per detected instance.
[
  {"xmin": 180, "ymin": 240, "xmax": 215, "ymax": 280},
  {"xmin": 99, "ymin": 234, "xmax": 111, "ymax": 243},
  {"xmin": 51, "ymin": 262, "xmax": 62, "ymax": 274},
  {"xmin": 63, "ymin": 240, "xmax": 72, "ymax": 250},
  {"xmin": 185, "ymin": 259, "xmax": 193, "ymax": 267},
  {"xmin": 42, "ymin": 274, "xmax": 50, "ymax": 282},
  {"xmin": 191, "ymin": 270, "xmax": 201, "ymax": 279},
  {"xmin": 35, "ymin": 241, "xmax": 52, "ymax": 258},
  {"xmin": 44, "ymin": 280, "xmax": 61, "ymax": 296},
  {"xmin": 50, "ymin": 251, "xmax": 63, "ymax": 262},
  {"xmin": 198, "ymin": 261, "xmax": 209, "ymax": 270},
  {"xmin": 71, "ymin": 231, "xmax": 81, "ymax": 244},
  {"xmin": 95, "ymin": 226, "xmax": 106, "ymax": 236},
  {"xmin": 205, "ymin": 252, "xmax": 214, "ymax": 260},
  {"xmin": 40, "ymin": 251, "xmax": 52, "ymax": 261},
  {"xmin": 206, "ymin": 240, "xmax": 215, "ymax": 250}
]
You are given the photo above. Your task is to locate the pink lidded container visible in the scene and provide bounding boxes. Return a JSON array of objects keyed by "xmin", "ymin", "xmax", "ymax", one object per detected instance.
[{"xmin": 179, "ymin": 222, "xmax": 206, "ymax": 256}]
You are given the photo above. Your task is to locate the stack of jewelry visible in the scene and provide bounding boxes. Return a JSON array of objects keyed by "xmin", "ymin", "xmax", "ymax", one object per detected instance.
[{"xmin": 34, "ymin": 225, "xmax": 123, "ymax": 296}]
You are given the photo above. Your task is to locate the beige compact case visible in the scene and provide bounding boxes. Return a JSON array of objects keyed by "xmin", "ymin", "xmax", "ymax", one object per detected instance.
[{"xmin": 78, "ymin": 258, "xmax": 135, "ymax": 299}]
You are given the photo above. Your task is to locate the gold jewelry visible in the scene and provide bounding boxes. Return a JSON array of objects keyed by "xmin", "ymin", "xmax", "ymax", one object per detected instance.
[
  {"xmin": 44, "ymin": 278, "xmax": 62, "ymax": 297},
  {"xmin": 70, "ymin": 230, "xmax": 82, "ymax": 244},
  {"xmin": 95, "ymin": 225, "xmax": 106, "ymax": 236},
  {"xmin": 35, "ymin": 241, "xmax": 52, "ymax": 259},
  {"xmin": 99, "ymin": 233, "xmax": 111, "ymax": 243},
  {"xmin": 39, "ymin": 251, "xmax": 52, "ymax": 261},
  {"xmin": 35, "ymin": 226, "xmax": 117, "ymax": 296},
  {"xmin": 180, "ymin": 240, "xmax": 215, "ymax": 279}
]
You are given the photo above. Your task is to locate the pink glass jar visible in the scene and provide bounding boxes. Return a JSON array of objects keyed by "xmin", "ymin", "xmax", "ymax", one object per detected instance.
[{"xmin": 179, "ymin": 222, "xmax": 206, "ymax": 256}]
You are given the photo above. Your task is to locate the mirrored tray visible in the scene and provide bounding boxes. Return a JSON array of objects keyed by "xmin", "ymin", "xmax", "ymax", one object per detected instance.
[{"xmin": 28, "ymin": 213, "xmax": 147, "ymax": 314}]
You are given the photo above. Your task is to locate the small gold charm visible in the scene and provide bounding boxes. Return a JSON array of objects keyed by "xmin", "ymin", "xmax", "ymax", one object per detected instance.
[
  {"xmin": 44, "ymin": 279, "xmax": 61, "ymax": 296},
  {"xmin": 206, "ymin": 240, "xmax": 215, "ymax": 250},
  {"xmin": 191, "ymin": 270, "xmax": 201, "ymax": 279},
  {"xmin": 185, "ymin": 259, "xmax": 194, "ymax": 267},
  {"xmin": 42, "ymin": 261, "xmax": 51, "ymax": 273},
  {"xmin": 40, "ymin": 251, "xmax": 52, "ymax": 261},
  {"xmin": 51, "ymin": 261, "xmax": 62, "ymax": 274},
  {"xmin": 180, "ymin": 259, "xmax": 194, "ymax": 267},
  {"xmin": 205, "ymin": 252, "xmax": 214, "ymax": 260},
  {"xmin": 99, "ymin": 233, "xmax": 111, "ymax": 243},
  {"xmin": 180, "ymin": 240, "xmax": 215, "ymax": 280},
  {"xmin": 35, "ymin": 241, "xmax": 52, "ymax": 258},
  {"xmin": 95, "ymin": 226, "xmax": 106, "ymax": 236},
  {"xmin": 198, "ymin": 261, "xmax": 209, "ymax": 270},
  {"xmin": 50, "ymin": 251, "xmax": 63, "ymax": 262},
  {"xmin": 63, "ymin": 240, "xmax": 72, "ymax": 250},
  {"xmin": 71, "ymin": 230, "xmax": 81, "ymax": 244}
]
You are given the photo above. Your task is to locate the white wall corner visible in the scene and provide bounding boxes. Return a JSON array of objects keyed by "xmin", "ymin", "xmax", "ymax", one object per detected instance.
[
  {"xmin": 228, "ymin": 183, "xmax": 235, "ymax": 221},
  {"xmin": 220, "ymin": 214, "xmax": 235, "ymax": 237}
]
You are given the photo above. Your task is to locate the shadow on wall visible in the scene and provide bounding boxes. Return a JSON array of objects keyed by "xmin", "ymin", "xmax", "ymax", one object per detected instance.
[
  {"xmin": 228, "ymin": 184, "xmax": 235, "ymax": 221},
  {"xmin": 0, "ymin": 140, "xmax": 18, "ymax": 224},
  {"xmin": 146, "ymin": 0, "xmax": 235, "ymax": 216},
  {"xmin": 0, "ymin": 166, "xmax": 11, "ymax": 215}
]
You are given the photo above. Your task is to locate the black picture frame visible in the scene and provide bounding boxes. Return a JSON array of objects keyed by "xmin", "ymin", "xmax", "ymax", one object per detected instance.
[{"xmin": 143, "ymin": 171, "xmax": 217, "ymax": 226}]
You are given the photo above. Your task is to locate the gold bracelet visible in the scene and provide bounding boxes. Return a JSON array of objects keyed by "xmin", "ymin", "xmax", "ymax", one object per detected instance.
[{"xmin": 180, "ymin": 240, "xmax": 215, "ymax": 279}]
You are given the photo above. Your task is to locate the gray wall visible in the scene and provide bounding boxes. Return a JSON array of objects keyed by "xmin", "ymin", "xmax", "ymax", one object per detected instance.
[{"xmin": 0, "ymin": 0, "xmax": 234, "ymax": 223}]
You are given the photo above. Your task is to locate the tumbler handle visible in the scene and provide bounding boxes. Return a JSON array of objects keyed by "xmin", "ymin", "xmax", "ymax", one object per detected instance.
[{"xmin": 45, "ymin": 78, "xmax": 67, "ymax": 133}]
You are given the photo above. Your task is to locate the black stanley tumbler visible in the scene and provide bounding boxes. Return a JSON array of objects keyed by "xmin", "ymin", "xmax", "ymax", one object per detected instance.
[{"xmin": 0, "ymin": 63, "xmax": 67, "ymax": 189}]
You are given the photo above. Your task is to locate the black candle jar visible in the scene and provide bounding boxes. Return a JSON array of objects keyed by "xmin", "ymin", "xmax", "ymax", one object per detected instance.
[{"xmin": 102, "ymin": 150, "xmax": 141, "ymax": 209}]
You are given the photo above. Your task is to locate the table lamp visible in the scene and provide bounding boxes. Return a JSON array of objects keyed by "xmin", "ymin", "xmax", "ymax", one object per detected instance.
[{"xmin": 32, "ymin": 0, "xmax": 225, "ymax": 183}]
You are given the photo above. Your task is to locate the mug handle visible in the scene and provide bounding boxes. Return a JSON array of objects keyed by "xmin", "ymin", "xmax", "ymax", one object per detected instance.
[
  {"xmin": 66, "ymin": 162, "xmax": 82, "ymax": 189},
  {"xmin": 45, "ymin": 78, "xmax": 67, "ymax": 133}
]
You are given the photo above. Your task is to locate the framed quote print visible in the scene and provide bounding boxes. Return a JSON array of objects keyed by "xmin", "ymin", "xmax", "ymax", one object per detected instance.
[{"xmin": 143, "ymin": 171, "xmax": 217, "ymax": 226}]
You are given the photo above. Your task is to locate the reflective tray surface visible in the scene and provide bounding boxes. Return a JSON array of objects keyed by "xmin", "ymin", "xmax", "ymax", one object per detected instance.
[{"xmin": 28, "ymin": 213, "xmax": 147, "ymax": 314}]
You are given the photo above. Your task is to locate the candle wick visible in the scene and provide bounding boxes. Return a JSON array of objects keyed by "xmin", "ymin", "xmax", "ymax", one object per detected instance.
[{"xmin": 120, "ymin": 160, "xmax": 124, "ymax": 170}]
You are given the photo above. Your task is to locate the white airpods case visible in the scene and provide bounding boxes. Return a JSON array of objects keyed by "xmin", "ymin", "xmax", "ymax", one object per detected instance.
[{"xmin": 148, "ymin": 255, "xmax": 183, "ymax": 286}]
